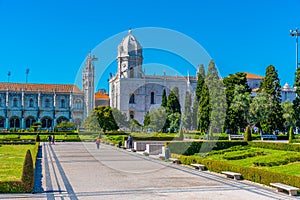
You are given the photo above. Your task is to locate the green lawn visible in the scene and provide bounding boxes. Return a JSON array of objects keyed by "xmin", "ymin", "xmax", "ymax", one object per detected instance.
[
  {"xmin": 0, "ymin": 145, "xmax": 35, "ymax": 181},
  {"xmin": 199, "ymin": 146, "xmax": 300, "ymax": 176}
]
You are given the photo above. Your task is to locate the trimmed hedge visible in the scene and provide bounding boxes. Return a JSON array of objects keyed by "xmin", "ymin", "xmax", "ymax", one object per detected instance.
[
  {"xmin": 173, "ymin": 154, "xmax": 300, "ymax": 188},
  {"xmin": 21, "ymin": 150, "xmax": 34, "ymax": 192},
  {"xmin": 0, "ymin": 143, "xmax": 40, "ymax": 193},
  {"xmin": 249, "ymin": 141, "xmax": 300, "ymax": 152},
  {"xmin": 166, "ymin": 141, "xmax": 248, "ymax": 155}
]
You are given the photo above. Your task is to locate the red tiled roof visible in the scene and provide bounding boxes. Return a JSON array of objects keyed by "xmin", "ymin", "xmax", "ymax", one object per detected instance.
[
  {"xmin": 0, "ymin": 82, "xmax": 83, "ymax": 93},
  {"xmin": 244, "ymin": 72, "xmax": 264, "ymax": 79},
  {"xmin": 95, "ymin": 91, "xmax": 109, "ymax": 99}
]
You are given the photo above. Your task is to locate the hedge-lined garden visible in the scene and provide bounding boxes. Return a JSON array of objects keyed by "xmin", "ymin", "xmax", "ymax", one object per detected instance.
[
  {"xmin": 167, "ymin": 141, "xmax": 300, "ymax": 188},
  {"xmin": 0, "ymin": 143, "xmax": 39, "ymax": 193}
]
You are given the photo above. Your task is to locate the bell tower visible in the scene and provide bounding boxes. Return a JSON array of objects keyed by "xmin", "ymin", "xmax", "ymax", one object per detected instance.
[
  {"xmin": 82, "ymin": 52, "xmax": 98, "ymax": 118},
  {"xmin": 117, "ymin": 30, "xmax": 143, "ymax": 79}
]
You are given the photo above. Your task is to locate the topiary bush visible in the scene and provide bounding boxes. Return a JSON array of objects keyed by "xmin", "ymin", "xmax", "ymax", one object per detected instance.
[
  {"xmin": 244, "ymin": 126, "xmax": 252, "ymax": 142},
  {"xmin": 21, "ymin": 150, "xmax": 34, "ymax": 192},
  {"xmin": 289, "ymin": 127, "xmax": 295, "ymax": 143}
]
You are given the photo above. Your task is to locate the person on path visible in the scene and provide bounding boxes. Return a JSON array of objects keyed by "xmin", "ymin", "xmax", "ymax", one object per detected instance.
[
  {"xmin": 51, "ymin": 135, "xmax": 55, "ymax": 145},
  {"xmin": 96, "ymin": 137, "xmax": 100, "ymax": 149},
  {"xmin": 47, "ymin": 134, "xmax": 52, "ymax": 144}
]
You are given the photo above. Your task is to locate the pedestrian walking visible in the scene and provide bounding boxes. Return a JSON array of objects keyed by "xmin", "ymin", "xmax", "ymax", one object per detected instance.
[
  {"xmin": 96, "ymin": 137, "xmax": 100, "ymax": 149},
  {"xmin": 47, "ymin": 134, "xmax": 52, "ymax": 144},
  {"xmin": 51, "ymin": 135, "xmax": 55, "ymax": 145}
]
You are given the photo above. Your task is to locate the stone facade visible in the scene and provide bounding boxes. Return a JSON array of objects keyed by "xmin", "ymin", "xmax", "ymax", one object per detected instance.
[
  {"xmin": 109, "ymin": 30, "xmax": 197, "ymax": 124},
  {"xmin": 0, "ymin": 83, "xmax": 84, "ymax": 130}
]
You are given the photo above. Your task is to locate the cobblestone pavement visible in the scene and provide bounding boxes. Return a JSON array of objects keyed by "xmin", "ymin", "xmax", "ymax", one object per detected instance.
[{"xmin": 1, "ymin": 142, "xmax": 299, "ymax": 200}]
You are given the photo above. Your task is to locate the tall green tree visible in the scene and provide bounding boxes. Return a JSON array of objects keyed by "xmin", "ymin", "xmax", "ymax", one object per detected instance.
[
  {"xmin": 167, "ymin": 87, "xmax": 181, "ymax": 114},
  {"xmin": 198, "ymin": 82, "xmax": 210, "ymax": 132},
  {"xmin": 258, "ymin": 65, "xmax": 284, "ymax": 133},
  {"xmin": 228, "ymin": 84, "xmax": 251, "ymax": 134},
  {"xmin": 223, "ymin": 72, "xmax": 251, "ymax": 133},
  {"xmin": 282, "ymin": 101, "xmax": 295, "ymax": 132},
  {"xmin": 183, "ymin": 91, "xmax": 192, "ymax": 130},
  {"xmin": 250, "ymin": 89, "xmax": 273, "ymax": 129},
  {"xmin": 143, "ymin": 111, "xmax": 151, "ymax": 127},
  {"xmin": 94, "ymin": 106, "xmax": 118, "ymax": 133},
  {"xmin": 82, "ymin": 110, "xmax": 101, "ymax": 132},
  {"xmin": 112, "ymin": 108, "xmax": 129, "ymax": 129},
  {"xmin": 161, "ymin": 89, "xmax": 167, "ymax": 107},
  {"xmin": 191, "ymin": 64, "xmax": 205, "ymax": 130},
  {"xmin": 205, "ymin": 60, "xmax": 226, "ymax": 133},
  {"xmin": 165, "ymin": 87, "xmax": 181, "ymax": 132},
  {"xmin": 149, "ymin": 107, "xmax": 167, "ymax": 132},
  {"xmin": 195, "ymin": 64, "xmax": 205, "ymax": 101},
  {"xmin": 293, "ymin": 67, "xmax": 300, "ymax": 127}
]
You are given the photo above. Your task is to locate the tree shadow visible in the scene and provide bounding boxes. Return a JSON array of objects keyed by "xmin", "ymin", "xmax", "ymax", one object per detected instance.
[{"xmin": 32, "ymin": 145, "xmax": 44, "ymax": 193}]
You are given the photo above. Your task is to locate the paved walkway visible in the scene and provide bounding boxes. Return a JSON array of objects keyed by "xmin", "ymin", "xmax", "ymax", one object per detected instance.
[{"xmin": 1, "ymin": 142, "xmax": 300, "ymax": 199}]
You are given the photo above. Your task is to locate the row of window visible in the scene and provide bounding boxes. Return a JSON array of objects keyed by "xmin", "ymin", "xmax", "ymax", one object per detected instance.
[
  {"xmin": 0, "ymin": 116, "xmax": 69, "ymax": 128},
  {"xmin": 129, "ymin": 92, "xmax": 155, "ymax": 104},
  {"xmin": 0, "ymin": 98, "xmax": 82, "ymax": 108}
]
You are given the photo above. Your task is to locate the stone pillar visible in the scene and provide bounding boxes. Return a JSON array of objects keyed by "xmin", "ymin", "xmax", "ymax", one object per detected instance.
[
  {"xmin": 21, "ymin": 89, "xmax": 25, "ymax": 129},
  {"xmin": 21, "ymin": 118, "xmax": 25, "ymax": 129},
  {"xmin": 53, "ymin": 91, "xmax": 56, "ymax": 128},
  {"xmin": 69, "ymin": 91, "xmax": 73, "ymax": 121},
  {"xmin": 38, "ymin": 90, "xmax": 41, "ymax": 122},
  {"xmin": 5, "ymin": 89, "xmax": 9, "ymax": 129},
  {"xmin": 5, "ymin": 118, "xmax": 9, "ymax": 129}
]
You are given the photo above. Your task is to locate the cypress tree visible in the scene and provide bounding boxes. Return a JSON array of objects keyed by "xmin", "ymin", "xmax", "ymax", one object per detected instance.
[
  {"xmin": 183, "ymin": 91, "xmax": 192, "ymax": 130},
  {"xmin": 259, "ymin": 65, "xmax": 283, "ymax": 133},
  {"xmin": 205, "ymin": 60, "xmax": 226, "ymax": 133},
  {"xmin": 288, "ymin": 126, "xmax": 294, "ymax": 143},
  {"xmin": 223, "ymin": 72, "xmax": 251, "ymax": 133},
  {"xmin": 192, "ymin": 64, "xmax": 205, "ymax": 130},
  {"xmin": 167, "ymin": 87, "xmax": 181, "ymax": 114},
  {"xmin": 293, "ymin": 67, "xmax": 300, "ymax": 127},
  {"xmin": 198, "ymin": 83, "xmax": 210, "ymax": 132},
  {"xmin": 161, "ymin": 89, "xmax": 167, "ymax": 107},
  {"xmin": 244, "ymin": 126, "xmax": 252, "ymax": 142}
]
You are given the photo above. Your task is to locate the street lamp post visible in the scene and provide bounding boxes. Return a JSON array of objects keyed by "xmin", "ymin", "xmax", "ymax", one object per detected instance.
[{"xmin": 290, "ymin": 28, "xmax": 300, "ymax": 70}]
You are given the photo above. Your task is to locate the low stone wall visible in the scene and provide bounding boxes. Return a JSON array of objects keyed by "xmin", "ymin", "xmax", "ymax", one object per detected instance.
[
  {"xmin": 134, "ymin": 141, "xmax": 165, "ymax": 151},
  {"xmin": 145, "ymin": 144, "xmax": 164, "ymax": 155}
]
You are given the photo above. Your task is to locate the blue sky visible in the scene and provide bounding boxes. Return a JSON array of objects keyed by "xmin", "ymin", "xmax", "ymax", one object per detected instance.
[{"xmin": 0, "ymin": 0, "xmax": 299, "ymax": 91}]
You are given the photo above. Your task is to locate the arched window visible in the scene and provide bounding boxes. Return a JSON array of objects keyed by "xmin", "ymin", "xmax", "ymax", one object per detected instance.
[
  {"xmin": 45, "ymin": 99, "xmax": 50, "ymax": 108},
  {"xmin": 56, "ymin": 116, "xmax": 68, "ymax": 124},
  {"xmin": 25, "ymin": 116, "xmax": 36, "ymax": 128},
  {"xmin": 13, "ymin": 98, "xmax": 18, "ymax": 107},
  {"xmin": 129, "ymin": 110, "xmax": 134, "ymax": 119},
  {"xmin": 10, "ymin": 116, "xmax": 20, "ymax": 128},
  {"xmin": 151, "ymin": 91, "xmax": 155, "ymax": 104},
  {"xmin": 29, "ymin": 98, "xmax": 34, "ymax": 107},
  {"xmin": 61, "ymin": 99, "xmax": 66, "ymax": 108},
  {"xmin": 129, "ymin": 94, "xmax": 135, "ymax": 104},
  {"xmin": 75, "ymin": 99, "xmax": 82, "ymax": 109},
  {"xmin": 41, "ymin": 117, "xmax": 52, "ymax": 128}
]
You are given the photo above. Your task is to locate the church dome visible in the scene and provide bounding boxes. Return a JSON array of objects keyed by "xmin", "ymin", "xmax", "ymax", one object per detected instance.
[
  {"xmin": 118, "ymin": 30, "xmax": 142, "ymax": 58},
  {"xmin": 283, "ymin": 82, "xmax": 291, "ymax": 90}
]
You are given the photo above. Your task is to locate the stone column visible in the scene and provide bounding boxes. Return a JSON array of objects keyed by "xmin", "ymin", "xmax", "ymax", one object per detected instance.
[
  {"xmin": 53, "ymin": 91, "xmax": 56, "ymax": 128},
  {"xmin": 5, "ymin": 118, "xmax": 9, "ymax": 129},
  {"xmin": 37, "ymin": 90, "xmax": 41, "ymax": 122},
  {"xmin": 69, "ymin": 91, "xmax": 73, "ymax": 121},
  {"xmin": 5, "ymin": 89, "xmax": 9, "ymax": 129},
  {"xmin": 21, "ymin": 89, "xmax": 25, "ymax": 129}
]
